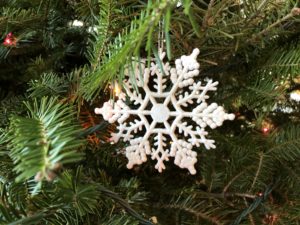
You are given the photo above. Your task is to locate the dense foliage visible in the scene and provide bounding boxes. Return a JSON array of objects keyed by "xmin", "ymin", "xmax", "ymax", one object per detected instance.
[{"xmin": 1, "ymin": 0, "xmax": 300, "ymax": 224}]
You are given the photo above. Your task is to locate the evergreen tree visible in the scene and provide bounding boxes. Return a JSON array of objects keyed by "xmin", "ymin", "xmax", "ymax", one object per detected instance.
[{"xmin": 1, "ymin": 0, "xmax": 300, "ymax": 224}]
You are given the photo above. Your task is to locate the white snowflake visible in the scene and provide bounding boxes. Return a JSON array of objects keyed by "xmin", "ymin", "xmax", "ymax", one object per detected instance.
[{"xmin": 95, "ymin": 49, "xmax": 235, "ymax": 174}]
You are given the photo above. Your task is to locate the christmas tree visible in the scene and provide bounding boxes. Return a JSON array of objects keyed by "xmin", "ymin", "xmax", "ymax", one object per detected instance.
[{"xmin": 1, "ymin": 0, "xmax": 300, "ymax": 224}]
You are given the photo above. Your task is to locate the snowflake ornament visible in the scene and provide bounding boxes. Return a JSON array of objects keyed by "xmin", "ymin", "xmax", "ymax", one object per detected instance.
[{"xmin": 95, "ymin": 49, "xmax": 235, "ymax": 174}]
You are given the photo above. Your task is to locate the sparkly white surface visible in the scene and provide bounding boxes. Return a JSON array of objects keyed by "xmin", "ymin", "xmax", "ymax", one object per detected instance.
[
  {"xmin": 69, "ymin": 20, "xmax": 84, "ymax": 27},
  {"xmin": 290, "ymin": 91, "xmax": 300, "ymax": 102},
  {"xmin": 95, "ymin": 49, "xmax": 235, "ymax": 174}
]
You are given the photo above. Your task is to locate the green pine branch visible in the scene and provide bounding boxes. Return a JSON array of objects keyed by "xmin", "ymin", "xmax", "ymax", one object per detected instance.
[
  {"xmin": 28, "ymin": 72, "xmax": 68, "ymax": 98},
  {"xmin": 80, "ymin": 0, "xmax": 178, "ymax": 100},
  {"xmin": 87, "ymin": 0, "xmax": 117, "ymax": 70},
  {"xmin": 7, "ymin": 97, "xmax": 84, "ymax": 183}
]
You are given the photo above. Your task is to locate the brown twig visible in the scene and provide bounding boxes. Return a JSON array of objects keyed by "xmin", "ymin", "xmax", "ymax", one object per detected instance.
[
  {"xmin": 197, "ymin": 191, "xmax": 256, "ymax": 199},
  {"xmin": 223, "ymin": 170, "xmax": 244, "ymax": 193},
  {"xmin": 251, "ymin": 152, "xmax": 264, "ymax": 191},
  {"xmin": 252, "ymin": 7, "xmax": 300, "ymax": 40},
  {"xmin": 202, "ymin": 0, "xmax": 215, "ymax": 30}
]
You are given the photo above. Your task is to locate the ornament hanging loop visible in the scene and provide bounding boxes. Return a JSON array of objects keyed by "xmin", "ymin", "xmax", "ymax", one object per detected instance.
[{"xmin": 158, "ymin": 19, "xmax": 165, "ymax": 57}]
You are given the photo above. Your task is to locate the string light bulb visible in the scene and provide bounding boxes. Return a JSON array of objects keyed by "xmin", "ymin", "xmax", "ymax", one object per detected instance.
[
  {"xmin": 3, "ymin": 32, "xmax": 17, "ymax": 47},
  {"xmin": 263, "ymin": 213, "xmax": 279, "ymax": 224},
  {"xmin": 290, "ymin": 89, "xmax": 300, "ymax": 102},
  {"xmin": 4, "ymin": 38, "xmax": 11, "ymax": 45},
  {"xmin": 262, "ymin": 127, "xmax": 270, "ymax": 134},
  {"xmin": 257, "ymin": 192, "xmax": 263, "ymax": 197},
  {"xmin": 260, "ymin": 119, "xmax": 274, "ymax": 135},
  {"xmin": 113, "ymin": 82, "xmax": 122, "ymax": 96}
]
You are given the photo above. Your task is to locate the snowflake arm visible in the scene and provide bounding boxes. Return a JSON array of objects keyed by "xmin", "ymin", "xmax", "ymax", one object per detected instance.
[
  {"xmin": 177, "ymin": 80, "xmax": 218, "ymax": 107},
  {"xmin": 152, "ymin": 132, "xmax": 169, "ymax": 172},
  {"xmin": 171, "ymin": 140, "xmax": 197, "ymax": 175},
  {"xmin": 126, "ymin": 138, "xmax": 151, "ymax": 169}
]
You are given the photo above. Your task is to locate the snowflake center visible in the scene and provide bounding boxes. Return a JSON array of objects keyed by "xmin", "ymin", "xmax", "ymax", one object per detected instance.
[{"xmin": 150, "ymin": 104, "xmax": 170, "ymax": 122}]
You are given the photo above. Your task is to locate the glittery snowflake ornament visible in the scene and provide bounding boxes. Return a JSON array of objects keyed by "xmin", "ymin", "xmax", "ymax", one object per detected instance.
[{"xmin": 95, "ymin": 49, "xmax": 235, "ymax": 174}]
